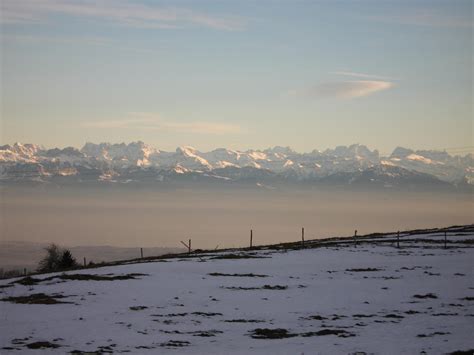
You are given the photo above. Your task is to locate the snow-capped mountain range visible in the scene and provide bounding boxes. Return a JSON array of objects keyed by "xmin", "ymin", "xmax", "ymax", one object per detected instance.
[{"xmin": 0, "ymin": 142, "xmax": 472, "ymax": 188}]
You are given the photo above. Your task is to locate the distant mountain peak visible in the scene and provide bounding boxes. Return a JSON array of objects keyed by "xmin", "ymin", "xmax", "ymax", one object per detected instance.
[
  {"xmin": 0, "ymin": 142, "xmax": 472, "ymax": 187},
  {"xmin": 176, "ymin": 146, "xmax": 199, "ymax": 155},
  {"xmin": 391, "ymin": 146, "xmax": 414, "ymax": 158}
]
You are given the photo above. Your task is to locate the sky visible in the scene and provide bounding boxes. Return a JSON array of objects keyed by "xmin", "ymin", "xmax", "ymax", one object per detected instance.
[{"xmin": 0, "ymin": 0, "xmax": 472, "ymax": 154}]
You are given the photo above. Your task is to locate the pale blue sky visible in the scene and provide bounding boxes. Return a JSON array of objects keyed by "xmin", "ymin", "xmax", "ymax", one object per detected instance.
[{"xmin": 1, "ymin": 0, "xmax": 472, "ymax": 154}]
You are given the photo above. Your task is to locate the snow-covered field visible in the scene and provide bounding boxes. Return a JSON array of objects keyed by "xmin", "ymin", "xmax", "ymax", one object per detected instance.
[{"xmin": 1, "ymin": 229, "xmax": 473, "ymax": 354}]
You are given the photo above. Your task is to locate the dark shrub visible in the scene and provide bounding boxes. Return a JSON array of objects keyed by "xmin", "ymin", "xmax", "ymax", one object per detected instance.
[
  {"xmin": 60, "ymin": 250, "xmax": 77, "ymax": 269},
  {"xmin": 37, "ymin": 244, "xmax": 78, "ymax": 272}
]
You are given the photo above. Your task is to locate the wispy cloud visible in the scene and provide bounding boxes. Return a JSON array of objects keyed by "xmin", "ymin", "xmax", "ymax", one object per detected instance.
[
  {"xmin": 311, "ymin": 81, "xmax": 393, "ymax": 99},
  {"xmin": 0, "ymin": 0, "xmax": 246, "ymax": 31},
  {"xmin": 82, "ymin": 113, "xmax": 241, "ymax": 135},
  {"xmin": 331, "ymin": 71, "xmax": 397, "ymax": 81},
  {"xmin": 366, "ymin": 9, "xmax": 472, "ymax": 28},
  {"xmin": 289, "ymin": 80, "xmax": 394, "ymax": 99}
]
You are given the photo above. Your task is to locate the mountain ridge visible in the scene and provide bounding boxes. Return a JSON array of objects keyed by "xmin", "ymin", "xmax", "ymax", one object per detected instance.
[{"xmin": 1, "ymin": 142, "xmax": 472, "ymax": 188}]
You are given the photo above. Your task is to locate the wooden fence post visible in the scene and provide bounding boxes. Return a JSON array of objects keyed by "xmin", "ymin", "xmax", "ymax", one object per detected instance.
[
  {"xmin": 302, "ymin": 227, "xmax": 305, "ymax": 248},
  {"xmin": 24, "ymin": 268, "xmax": 27, "ymax": 276},
  {"xmin": 250, "ymin": 229, "xmax": 253, "ymax": 248},
  {"xmin": 354, "ymin": 230, "xmax": 358, "ymax": 247},
  {"xmin": 397, "ymin": 231, "xmax": 400, "ymax": 248},
  {"xmin": 83, "ymin": 257, "xmax": 86, "ymax": 267},
  {"xmin": 180, "ymin": 239, "xmax": 192, "ymax": 254},
  {"xmin": 140, "ymin": 248, "xmax": 143, "ymax": 259}
]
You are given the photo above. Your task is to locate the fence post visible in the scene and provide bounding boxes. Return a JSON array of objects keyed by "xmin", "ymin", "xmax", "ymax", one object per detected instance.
[
  {"xmin": 180, "ymin": 239, "xmax": 192, "ymax": 254},
  {"xmin": 140, "ymin": 248, "xmax": 143, "ymax": 259},
  {"xmin": 397, "ymin": 231, "xmax": 400, "ymax": 248},
  {"xmin": 83, "ymin": 257, "xmax": 86, "ymax": 267},
  {"xmin": 302, "ymin": 227, "xmax": 305, "ymax": 248},
  {"xmin": 354, "ymin": 230, "xmax": 358, "ymax": 247},
  {"xmin": 250, "ymin": 229, "xmax": 253, "ymax": 248},
  {"xmin": 444, "ymin": 231, "xmax": 447, "ymax": 249},
  {"xmin": 24, "ymin": 268, "xmax": 27, "ymax": 276}
]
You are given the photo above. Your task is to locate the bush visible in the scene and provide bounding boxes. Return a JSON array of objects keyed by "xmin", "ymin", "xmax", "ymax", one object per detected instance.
[
  {"xmin": 60, "ymin": 250, "xmax": 77, "ymax": 269},
  {"xmin": 37, "ymin": 244, "xmax": 78, "ymax": 273}
]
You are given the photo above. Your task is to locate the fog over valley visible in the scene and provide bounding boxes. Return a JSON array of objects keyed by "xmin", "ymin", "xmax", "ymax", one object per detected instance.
[{"xmin": 1, "ymin": 187, "xmax": 471, "ymax": 262}]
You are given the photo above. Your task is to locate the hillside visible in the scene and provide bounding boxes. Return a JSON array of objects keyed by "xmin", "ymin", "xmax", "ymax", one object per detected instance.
[
  {"xmin": 0, "ymin": 241, "xmax": 183, "ymax": 274},
  {"xmin": 1, "ymin": 225, "xmax": 473, "ymax": 354}
]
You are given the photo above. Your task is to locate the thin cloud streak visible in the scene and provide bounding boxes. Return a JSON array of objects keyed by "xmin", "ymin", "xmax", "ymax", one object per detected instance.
[
  {"xmin": 311, "ymin": 81, "xmax": 393, "ymax": 99},
  {"xmin": 289, "ymin": 80, "xmax": 394, "ymax": 100},
  {"xmin": 82, "ymin": 114, "xmax": 241, "ymax": 135},
  {"xmin": 332, "ymin": 71, "xmax": 397, "ymax": 81},
  {"xmin": 0, "ymin": 0, "xmax": 246, "ymax": 31}
]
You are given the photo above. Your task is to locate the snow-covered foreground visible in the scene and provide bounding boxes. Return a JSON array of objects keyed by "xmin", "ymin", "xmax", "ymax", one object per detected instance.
[{"xmin": 1, "ymin": 232, "xmax": 473, "ymax": 354}]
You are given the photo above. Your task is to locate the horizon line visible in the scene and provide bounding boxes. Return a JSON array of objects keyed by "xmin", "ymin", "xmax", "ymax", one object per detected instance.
[{"xmin": 2, "ymin": 141, "xmax": 473, "ymax": 157}]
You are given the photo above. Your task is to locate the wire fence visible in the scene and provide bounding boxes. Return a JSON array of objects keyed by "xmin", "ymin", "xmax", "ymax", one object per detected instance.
[{"xmin": 1, "ymin": 224, "xmax": 473, "ymax": 280}]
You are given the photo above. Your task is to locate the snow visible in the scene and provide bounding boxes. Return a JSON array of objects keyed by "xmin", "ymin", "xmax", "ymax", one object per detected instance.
[
  {"xmin": 173, "ymin": 165, "xmax": 189, "ymax": 174},
  {"xmin": 173, "ymin": 147, "xmax": 212, "ymax": 170},
  {"xmin": 1, "ymin": 230, "xmax": 473, "ymax": 354},
  {"xmin": 206, "ymin": 175, "xmax": 232, "ymax": 181},
  {"xmin": 0, "ymin": 142, "xmax": 472, "ymax": 184},
  {"xmin": 247, "ymin": 151, "xmax": 268, "ymax": 161},
  {"xmin": 56, "ymin": 168, "xmax": 78, "ymax": 176},
  {"xmin": 246, "ymin": 161, "xmax": 262, "ymax": 169},
  {"xmin": 380, "ymin": 160, "xmax": 397, "ymax": 167},
  {"xmin": 214, "ymin": 161, "xmax": 239, "ymax": 169},
  {"xmin": 98, "ymin": 173, "xmax": 117, "ymax": 181},
  {"xmin": 406, "ymin": 154, "xmax": 435, "ymax": 165},
  {"xmin": 80, "ymin": 142, "xmax": 157, "ymax": 169}
]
